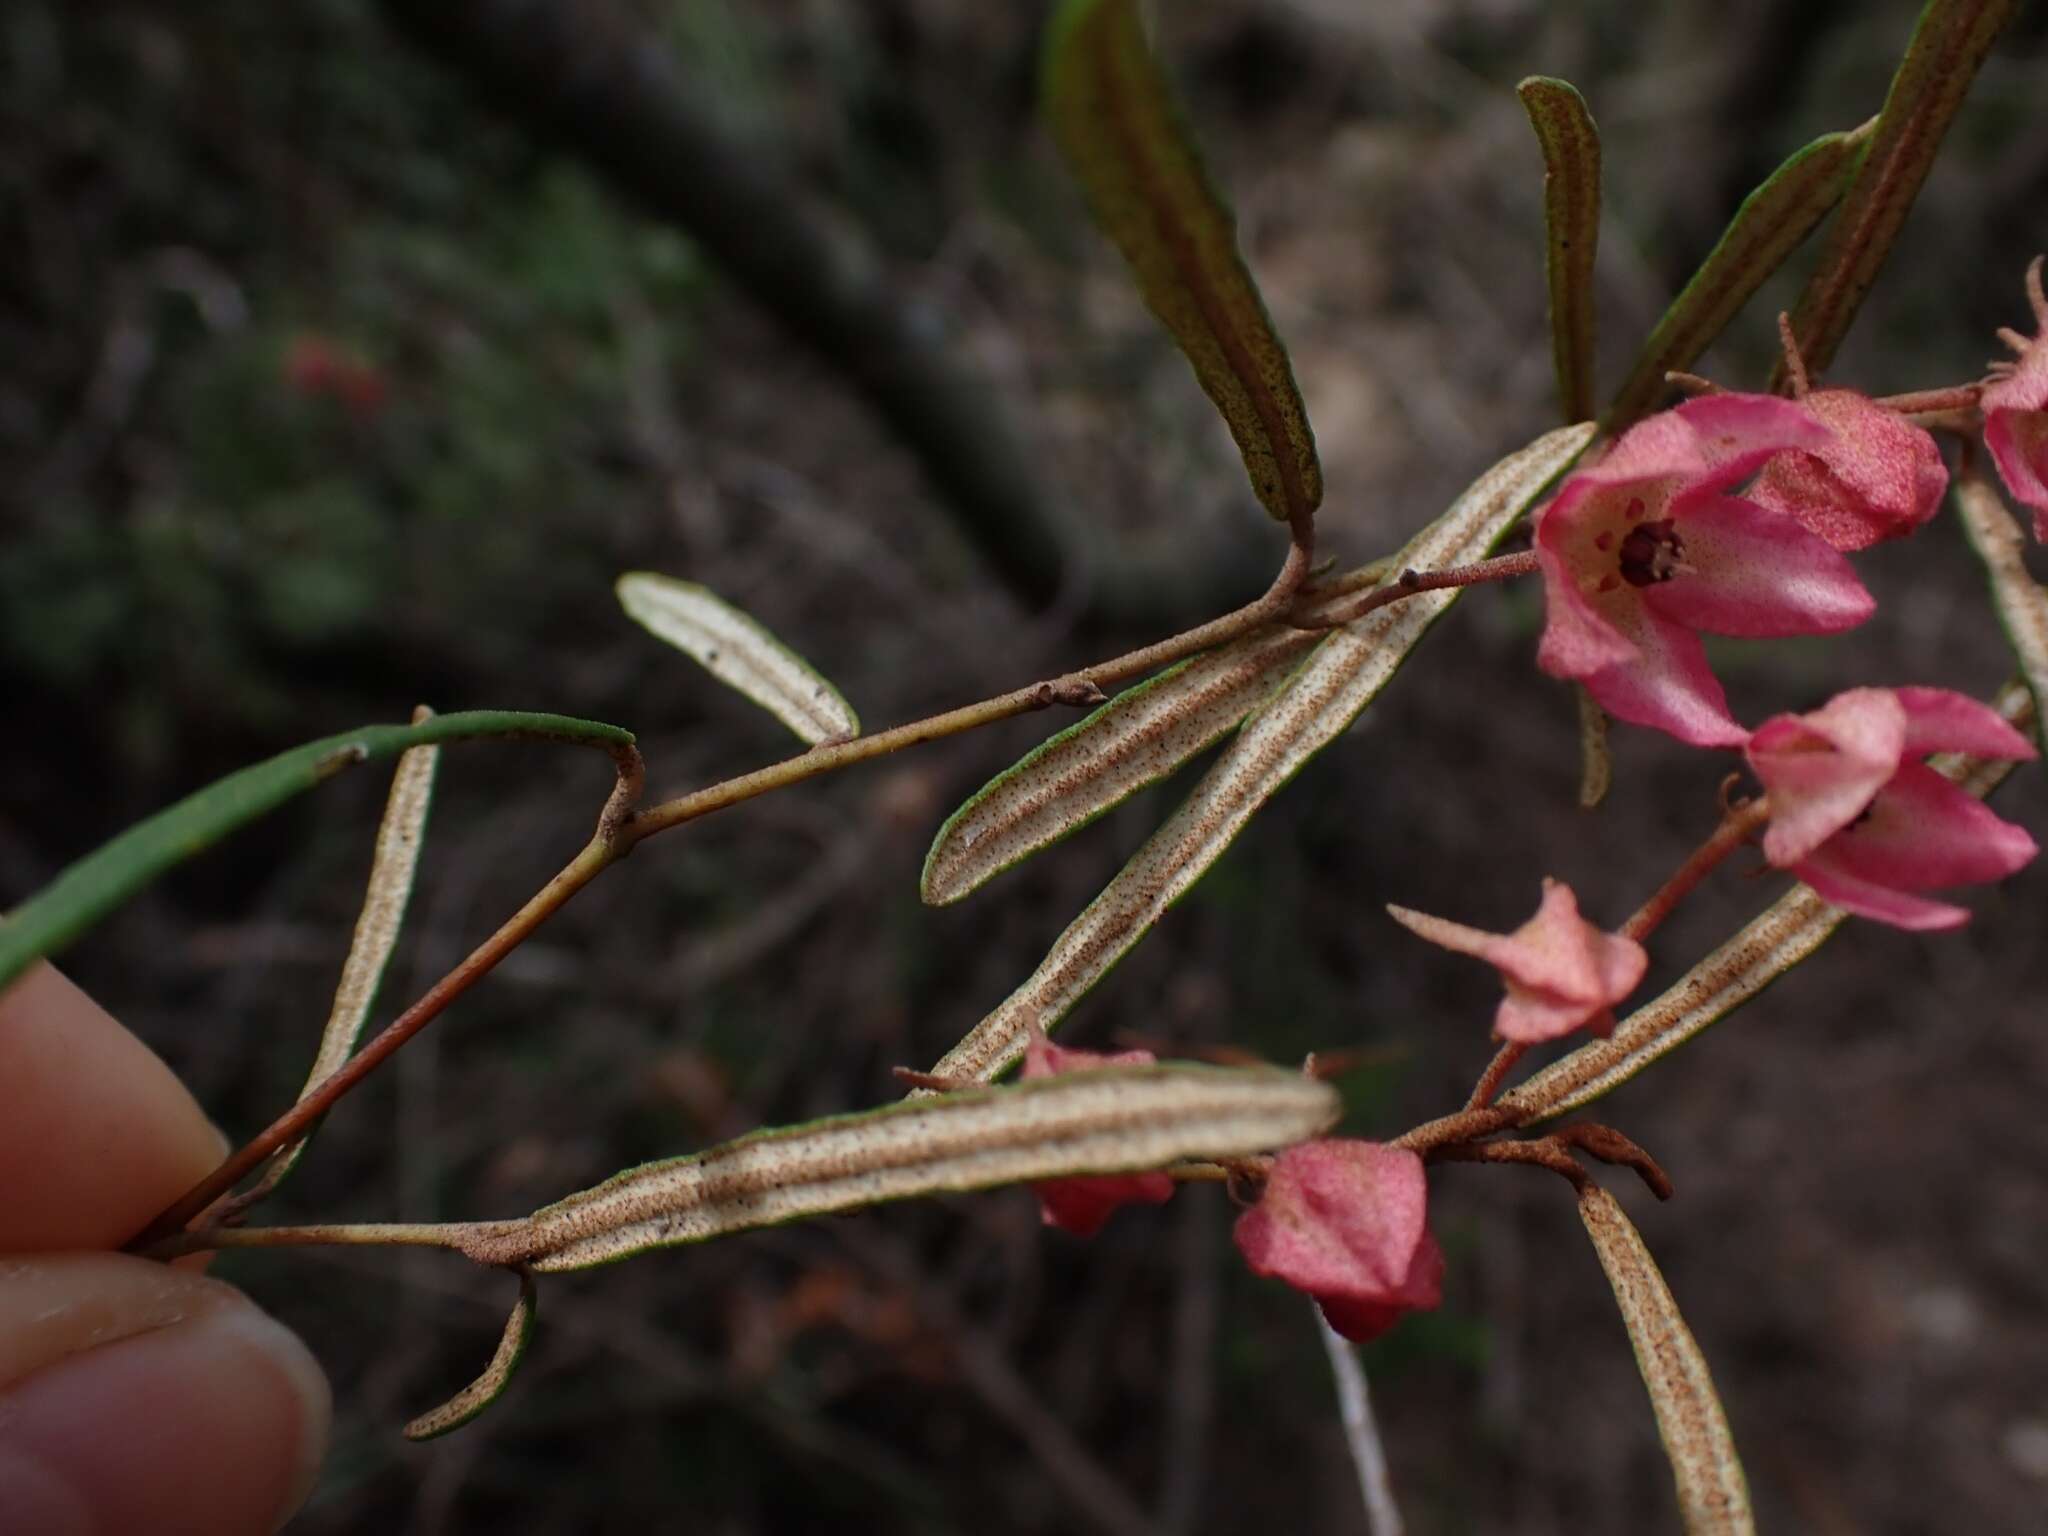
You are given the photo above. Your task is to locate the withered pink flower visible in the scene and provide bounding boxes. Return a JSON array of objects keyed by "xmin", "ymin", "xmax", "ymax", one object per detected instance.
[
  {"xmin": 1233, "ymin": 1140, "xmax": 1443, "ymax": 1343},
  {"xmin": 1746, "ymin": 686, "xmax": 2039, "ymax": 930},
  {"xmin": 1021, "ymin": 1033, "xmax": 1174, "ymax": 1237},
  {"xmin": 1983, "ymin": 257, "xmax": 2048, "ymax": 542},
  {"xmin": 1387, "ymin": 879, "xmax": 1647, "ymax": 1043},
  {"xmin": 1535, "ymin": 393, "xmax": 1875, "ymax": 746},
  {"xmin": 1749, "ymin": 388, "xmax": 1948, "ymax": 551}
]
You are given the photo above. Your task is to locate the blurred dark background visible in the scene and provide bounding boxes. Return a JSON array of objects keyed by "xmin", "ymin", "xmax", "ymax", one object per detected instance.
[{"xmin": 6, "ymin": 1, "xmax": 2048, "ymax": 1531}]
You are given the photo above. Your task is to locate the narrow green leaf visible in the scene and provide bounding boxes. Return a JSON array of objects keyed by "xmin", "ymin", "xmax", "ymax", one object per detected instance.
[
  {"xmin": 0, "ymin": 711, "xmax": 633, "ymax": 992},
  {"xmin": 1955, "ymin": 468, "xmax": 2048, "ymax": 742},
  {"xmin": 922, "ymin": 626, "xmax": 1314, "ymax": 906},
  {"xmin": 924, "ymin": 423, "xmax": 1595, "ymax": 1086},
  {"xmin": 402, "ymin": 1268, "xmax": 538, "ymax": 1441},
  {"xmin": 242, "ymin": 710, "xmax": 443, "ymax": 1207},
  {"xmin": 1044, "ymin": 0, "xmax": 1321, "ymax": 524},
  {"xmin": 616, "ymin": 572, "xmax": 858, "ymax": 745},
  {"xmin": 1577, "ymin": 1187, "xmax": 1754, "ymax": 1534},
  {"xmin": 1518, "ymin": 77, "xmax": 1601, "ymax": 424},
  {"xmin": 1504, "ymin": 682, "xmax": 2034, "ymax": 1124},
  {"xmin": 463, "ymin": 1063, "xmax": 1338, "ymax": 1272},
  {"xmin": 1772, "ymin": 0, "xmax": 2019, "ymax": 388},
  {"xmin": 1607, "ymin": 118, "xmax": 1873, "ymax": 431}
]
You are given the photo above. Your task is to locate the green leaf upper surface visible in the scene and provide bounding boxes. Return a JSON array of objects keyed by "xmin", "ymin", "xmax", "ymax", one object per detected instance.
[
  {"xmin": 1607, "ymin": 118, "xmax": 1872, "ymax": 432},
  {"xmin": 0, "ymin": 710, "xmax": 632, "ymax": 990},
  {"xmin": 1517, "ymin": 77, "xmax": 1602, "ymax": 425},
  {"xmin": 1044, "ymin": 0, "xmax": 1320, "ymax": 524},
  {"xmin": 1772, "ymin": 0, "xmax": 2019, "ymax": 388}
]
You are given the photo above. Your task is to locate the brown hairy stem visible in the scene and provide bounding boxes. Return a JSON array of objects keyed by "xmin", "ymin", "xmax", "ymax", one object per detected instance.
[{"xmin": 1621, "ymin": 796, "xmax": 1770, "ymax": 943}]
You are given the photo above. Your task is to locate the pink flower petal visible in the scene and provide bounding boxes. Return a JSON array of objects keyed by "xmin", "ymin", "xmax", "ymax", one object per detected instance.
[
  {"xmin": 1794, "ymin": 850, "xmax": 1973, "ymax": 931},
  {"xmin": 1749, "ymin": 390, "xmax": 1948, "ymax": 551},
  {"xmin": 1647, "ymin": 494, "xmax": 1875, "ymax": 638},
  {"xmin": 1234, "ymin": 1141, "xmax": 1431, "ymax": 1301},
  {"xmin": 1894, "ymin": 686, "xmax": 2041, "ymax": 761},
  {"xmin": 1815, "ymin": 762, "xmax": 2038, "ymax": 890},
  {"xmin": 1747, "ymin": 689, "xmax": 1907, "ymax": 866},
  {"xmin": 1578, "ymin": 604, "xmax": 1748, "ymax": 747}
]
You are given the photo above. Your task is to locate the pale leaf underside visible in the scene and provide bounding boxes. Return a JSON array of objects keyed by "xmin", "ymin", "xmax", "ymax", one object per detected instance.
[
  {"xmin": 922, "ymin": 626, "xmax": 1314, "ymax": 905},
  {"xmin": 466, "ymin": 1063, "xmax": 1339, "ymax": 1272},
  {"xmin": 402, "ymin": 1268, "xmax": 538, "ymax": 1441},
  {"xmin": 923, "ymin": 422, "xmax": 1596, "ymax": 1086},
  {"xmin": 617, "ymin": 571, "xmax": 858, "ymax": 746},
  {"xmin": 1578, "ymin": 1187, "xmax": 1753, "ymax": 1534},
  {"xmin": 245, "ymin": 711, "xmax": 442, "ymax": 1203}
]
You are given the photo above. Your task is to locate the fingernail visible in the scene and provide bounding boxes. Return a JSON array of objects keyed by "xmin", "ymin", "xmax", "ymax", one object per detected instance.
[{"xmin": 0, "ymin": 1302, "xmax": 331, "ymax": 1535}]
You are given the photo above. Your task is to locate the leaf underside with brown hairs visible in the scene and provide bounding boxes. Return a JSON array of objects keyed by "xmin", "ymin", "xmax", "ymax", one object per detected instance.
[
  {"xmin": 402, "ymin": 1268, "xmax": 538, "ymax": 1441},
  {"xmin": 1955, "ymin": 471, "xmax": 2048, "ymax": 741},
  {"xmin": 1577, "ymin": 1187, "xmax": 1754, "ymax": 1534},
  {"xmin": 465, "ymin": 1063, "xmax": 1338, "ymax": 1273},
  {"xmin": 923, "ymin": 423, "xmax": 1596, "ymax": 1087},
  {"xmin": 922, "ymin": 626, "xmax": 1315, "ymax": 905},
  {"xmin": 1517, "ymin": 76, "xmax": 1601, "ymax": 424},
  {"xmin": 1606, "ymin": 117, "xmax": 1872, "ymax": 431},
  {"xmin": 245, "ymin": 709, "xmax": 443, "ymax": 1205},
  {"xmin": 1575, "ymin": 684, "xmax": 1612, "ymax": 809},
  {"xmin": 616, "ymin": 572, "xmax": 858, "ymax": 745},
  {"xmin": 1771, "ymin": 0, "xmax": 2018, "ymax": 389},
  {"xmin": 1043, "ymin": 0, "xmax": 1320, "ymax": 524},
  {"xmin": 1506, "ymin": 681, "xmax": 2035, "ymax": 1123}
]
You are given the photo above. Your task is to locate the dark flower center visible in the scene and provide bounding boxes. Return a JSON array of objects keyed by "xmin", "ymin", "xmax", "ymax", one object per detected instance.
[{"xmin": 1618, "ymin": 520, "xmax": 1686, "ymax": 587}]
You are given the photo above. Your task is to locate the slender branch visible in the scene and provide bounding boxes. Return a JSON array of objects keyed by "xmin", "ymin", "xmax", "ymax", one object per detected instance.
[
  {"xmin": 1428, "ymin": 1135, "xmax": 1590, "ymax": 1193},
  {"xmin": 1462, "ymin": 1041, "xmax": 1527, "ymax": 1112},
  {"xmin": 1314, "ymin": 1307, "xmax": 1405, "ymax": 1536},
  {"xmin": 1292, "ymin": 550, "xmax": 1538, "ymax": 632},
  {"xmin": 147, "ymin": 1221, "xmax": 498, "ymax": 1262},
  {"xmin": 630, "ymin": 522, "xmax": 1317, "ymax": 838},
  {"xmin": 127, "ymin": 790, "xmax": 637, "ymax": 1251},
  {"xmin": 131, "ymin": 528, "xmax": 1507, "ymax": 1255},
  {"xmin": 1620, "ymin": 796, "xmax": 1769, "ymax": 943}
]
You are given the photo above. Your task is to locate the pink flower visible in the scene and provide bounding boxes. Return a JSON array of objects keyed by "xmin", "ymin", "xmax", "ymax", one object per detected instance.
[
  {"xmin": 1233, "ymin": 1140, "xmax": 1443, "ymax": 1343},
  {"xmin": 1983, "ymin": 257, "xmax": 2048, "ymax": 542},
  {"xmin": 1021, "ymin": 1034, "xmax": 1174, "ymax": 1236},
  {"xmin": 1749, "ymin": 389, "xmax": 1947, "ymax": 551},
  {"xmin": 1535, "ymin": 394, "xmax": 1876, "ymax": 745},
  {"xmin": 1746, "ymin": 686, "xmax": 2038, "ymax": 930},
  {"xmin": 1387, "ymin": 879, "xmax": 1647, "ymax": 1043}
]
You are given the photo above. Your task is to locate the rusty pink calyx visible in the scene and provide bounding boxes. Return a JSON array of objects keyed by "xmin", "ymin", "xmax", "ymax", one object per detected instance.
[
  {"xmin": 1232, "ymin": 1139, "xmax": 1443, "ymax": 1343},
  {"xmin": 1750, "ymin": 388, "xmax": 1947, "ymax": 552},
  {"xmin": 1387, "ymin": 878, "xmax": 1647, "ymax": 1044}
]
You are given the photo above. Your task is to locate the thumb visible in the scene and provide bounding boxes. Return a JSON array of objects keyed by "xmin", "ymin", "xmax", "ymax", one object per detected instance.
[{"xmin": 0, "ymin": 1252, "xmax": 330, "ymax": 1536}]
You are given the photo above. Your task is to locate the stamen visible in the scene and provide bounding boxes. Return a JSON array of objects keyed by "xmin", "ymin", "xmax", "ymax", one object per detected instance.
[{"xmin": 1618, "ymin": 520, "xmax": 1686, "ymax": 587}]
